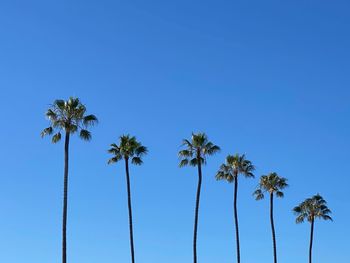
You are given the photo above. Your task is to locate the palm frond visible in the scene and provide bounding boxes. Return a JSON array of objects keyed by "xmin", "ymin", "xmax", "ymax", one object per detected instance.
[
  {"xmin": 205, "ymin": 144, "xmax": 220, "ymax": 155},
  {"xmin": 181, "ymin": 139, "xmax": 193, "ymax": 148},
  {"xmin": 276, "ymin": 191, "xmax": 284, "ymax": 198},
  {"xmin": 189, "ymin": 158, "xmax": 198, "ymax": 167},
  {"xmin": 83, "ymin": 114, "xmax": 98, "ymax": 126},
  {"xmin": 215, "ymin": 170, "xmax": 226, "ymax": 181},
  {"xmin": 68, "ymin": 97, "xmax": 80, "ymax": 108},
  {"xmin": 79, "ymin": 129, "xmax": 91, "ymax": 141},
  {"xmin": 69, "ymin": 124, "xmax": 78, "ymax": 134},
  {"xmin": 110, "ymin": 143, "xmax": 119, "ymax": 149},
  {"xmin": 107, "ymin": 155, "xmax": 122, "ymax": 164},
  {"xmin": 46, "ymin": 109, "xmax": 58, "ymax": 121},
  {"xmin": 108, "ymin": 147, "xmax": 120, "ymax": 155},
  {"xmin": 136, "ymin": 145, "xmax": 148, "ymax": 156},
  {"xmin": 293, "ymin": 206, "xmax": 302, "ymax": 213},
  {"xmin": 253, "ymin": 189, "xmax": 265, "ymax": 200},
  {"xmin": 295, "ymin": 215, "xmax": 305, "ymax": 224},
  {"xmin": 41, "ymin": 127, "xmax": 53, "ymax": 137},
  {"xmin": 51, "ymin": 132, "xmax": 61, "ymax": 143},
  {"xmin": 178, "ymin": 149, "xmax": 193, "ymax": 158},
  {"xmin": 132, "ymin": 156, "xmax": 143, "ymax": 165},
  {"xmin": 108, "ymin": 157, "xmax": 116, "ymax": 164},
  {"xmin": 179, "ymin": 159, "xmax": 189, "ymax": 167},
  {"xmin": 322, "ymin": 215, "xmax": 333, "ymax": 221},
  {"xmin": 54, "ymin": 99, "xmax": 65, "ymax": 110}
]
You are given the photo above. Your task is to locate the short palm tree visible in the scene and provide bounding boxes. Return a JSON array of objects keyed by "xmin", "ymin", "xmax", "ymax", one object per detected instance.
[
  {"xmin": 41, "ymin": 97, "xmax": 97, "ymax": 263},
  {"xmin": 178, "ymin": 133, "xmax": 220, "ymax": 263},
  {"xmin": 293, "ymin": 194, "xmax": 332, "ymax": 263},
  {"xmin": 108, "ymin": 135, "xmax": 148, "ymax": 263},
  {"xmin": 216, "ymin": 154, "xmax": 255, "ymax": 263},
  {"xmin": 253, "ymin": 172, "xmax": 288, "ymax": 263}
]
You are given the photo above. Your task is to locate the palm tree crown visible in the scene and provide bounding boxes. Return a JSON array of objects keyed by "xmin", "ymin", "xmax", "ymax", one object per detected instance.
[
  {"xmin": 178, "ymin": 132, "xmax": 220, "ymax": 167},
  {"xmin": 41, "ymin": 97, "xmax": 98, "ymax": 142},
  {"xmin": 216, "ymin": 154, "xmax": 255, "ymax": 182},
  {"xmin": 108, "ymin": 135, "xmax": 148, "ymax": 165},
  {"xmin": 253, "ymin": 172, "xmax": 288, "ymax": 200},
  {"xmin": 293, "ymin": 194, "xmax": 333, "ymax": 223}
]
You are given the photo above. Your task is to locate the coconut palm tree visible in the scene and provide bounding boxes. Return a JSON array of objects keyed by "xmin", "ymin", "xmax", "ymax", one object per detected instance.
[
  {"xmin": 293, "ymin": 194, "xmax": 332, "ymax": 263},
  {"xmin": 178, "ymin": 133, "xmax": 220, "ymax": 263},
  {"xmin": 216, "ymin": 154, "xmax": 255, "ymax": 263},
  {"xmin": 41, "ymin": 97, "xmax": 98, "ymax": 263},
  {"xmin": 253, "ymin": 172, "xmax": 288, "ymax": 263},
  {"xmin": 107, "ymin": 135, "xmax": 148, "ymax": 263}
]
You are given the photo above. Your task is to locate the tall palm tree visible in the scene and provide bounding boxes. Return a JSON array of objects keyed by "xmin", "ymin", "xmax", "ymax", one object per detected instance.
[
  {"xmin": 253, "ymin": 172, "xmax": 288, "ymax": 263},
  {"xmin": 41, "ymin": 97, "xmax": 98, "ymax": 263},
  {"xmin": 216, "ymin": 154, "xmax": 255, "ymax": 263},
  {"xmin": 293, "ymin": 194, "xmax": 332, "ymax": 263},
  {"xmin": 108, "ymin": 135, "xmax": 148, "ymax": 263},
  {"xmin": 178, "ymin": 133, "xmax": 220, "ymax": 263}
]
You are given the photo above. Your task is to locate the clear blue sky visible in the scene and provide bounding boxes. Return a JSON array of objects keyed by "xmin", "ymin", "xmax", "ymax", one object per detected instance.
[{"xmin": 0, "ymin": 1, "xmax": 349, "ymax": 262}]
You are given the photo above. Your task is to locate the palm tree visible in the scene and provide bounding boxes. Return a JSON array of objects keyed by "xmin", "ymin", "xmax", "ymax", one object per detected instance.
[
  {"xmin": 253, "ymin": 172, "xmax": 288, "ymax": 263},
  {"xmin": 293, "ymin": 194, "xmax": 332, "ymax": 263},
  {"xmin": 216, "ymin": 154, "xmax": 255, "ymax": 263},
  {"xmin": 178, "ymin": 133, "xmax": 220, "ymax": 263},
  {"xmin": 108, "ymin": 135, "xmax": 148, "ymax": 263},
  {"xmin": 41, "ymin": 97, "xmax": 98, "ymax": 263}
]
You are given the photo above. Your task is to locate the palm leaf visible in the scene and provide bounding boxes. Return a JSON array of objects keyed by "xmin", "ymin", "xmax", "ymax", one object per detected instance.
[
  {"xmin": 179, "ymin": 159, "xmax": 189, "ymax": 167},
  {"xmin": 132, "ymin": 157, "xmax": 143, "ymax": 165},
  {"xmin": 52, "ymin": 132, "xmax": 61, "ymax": 143},
  {"xmin": 80, "ymin": 129, "xmax": 91, "ymax": 141},
  {"xmin": 41, "ymin": 127, "xmax": 53, "ymax": 137},
  {"xmin": 83, "ymin": 114, "xmax": 98, "ymax": 126}
]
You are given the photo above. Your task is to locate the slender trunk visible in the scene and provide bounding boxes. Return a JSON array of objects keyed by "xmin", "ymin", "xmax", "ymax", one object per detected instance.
[
  {"xmin": 233, "ymin": 174, "xmax": 240, "ymax": 263},
  {"xmin": 309, "ymin": 218, "xmax": 314, "ymax": 263},
  {"xmin": 270, "ymin": 193, "xmax": 277, "ymax": 263},
  {"xmin": 62, "ymin": 132, "xmax": 70, "ymax": 263},
  {"xmin": 125, "ymin": 158, "xmax": 135, "ymax": 263},
  {"xmin": 193, "ymin": 158, "xmax": 202, "ymax": 263}
]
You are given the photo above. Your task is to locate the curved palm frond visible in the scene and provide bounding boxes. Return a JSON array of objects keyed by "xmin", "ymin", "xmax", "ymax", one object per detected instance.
[
  {"xmin": 190, "ymin": 157, "xmax": 199, "ymax": 167},
  {"xmin": 178, "ymin": 149, "xmax": 193, "ymax": 158},
  {"xmin": 52, "ymin": 132, "xmax": 61, "ymax": 143},
  {"xmin": 83, "ymin": 114, "xmax": 98, "ymax": 126},
  {"xmin": 179, "ymin": 159, "xmax": 189, "ymax": 167},
  {"xmin": 80, "ymin": 129, "xmax": 91, "ymax": 141},
  {"xmin": 135, "ymin": 145, "xmax": 148, "ymax": 156},
  {"xmin": 41, "ymin": 127, "xmax": 53, "ymax": 137},
  {"xmin": 253, "ymin": 189, "xmax": 264, "ymax": 200},
  {"xmin": 108, "ymin": 156, "xmax": 121, "ymax": 164},
  {"xmin": 132, "ymin": 156, "xmax": 143, "ymax": 165}
]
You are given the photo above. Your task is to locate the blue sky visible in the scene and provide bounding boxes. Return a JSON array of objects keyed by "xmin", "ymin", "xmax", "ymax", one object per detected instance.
[{"xmin": 0, "ymin": 1, "xmax": 349, "ymax": 262}]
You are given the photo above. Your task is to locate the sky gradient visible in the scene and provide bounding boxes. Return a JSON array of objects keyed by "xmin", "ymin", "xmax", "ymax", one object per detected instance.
[{"xmin": 0, "ymin": 1, "xmax": 349, "ymax": 262}]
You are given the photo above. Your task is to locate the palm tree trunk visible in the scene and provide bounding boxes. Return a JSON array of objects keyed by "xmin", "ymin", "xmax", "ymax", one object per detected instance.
[
  {"xmin": 233, "ymin": 176, "xmax": 240, "ymax": 263},
  {"xmin": 270, "ymin": 193, "xmax": 277, "ymax": 263},
  {"xmin": 193, "ymin": 159, "xmax": 202, "ymax": 263},
  {"xmin": 125, "ymin": 158, "xmax": 135, "ymax": 263},
  {"xmin": 62, "ymin": 132, "xmax": 70, "ymax": 263},
  {"xmin": 309, "ymin": 218, "xmax": 314, "ymax": 263}
]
